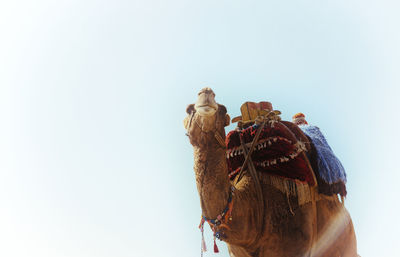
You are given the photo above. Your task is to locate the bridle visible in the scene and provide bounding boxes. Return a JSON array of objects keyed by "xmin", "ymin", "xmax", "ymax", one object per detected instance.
[{"xmin": 186, "ymin": 110, "xmax": 226, "ymax": 149}]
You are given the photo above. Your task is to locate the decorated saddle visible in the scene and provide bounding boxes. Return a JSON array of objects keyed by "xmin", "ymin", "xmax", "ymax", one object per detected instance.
[
  {"xmin": 227, "ymin": 102, "xmax": 317, "ymax": 190},
  {"xmin": 226, "ymin": 123, "xmax": 316, "ymax": 186},
  {"xmin": 226, "ymin": 103, "xmax": 348, "ymax": 201}
]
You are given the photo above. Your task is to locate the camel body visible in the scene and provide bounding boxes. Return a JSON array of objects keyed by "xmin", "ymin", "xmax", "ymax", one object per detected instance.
[{"xmin": 184, "ymin": 88, "xmax": 357, "ymax": 257}]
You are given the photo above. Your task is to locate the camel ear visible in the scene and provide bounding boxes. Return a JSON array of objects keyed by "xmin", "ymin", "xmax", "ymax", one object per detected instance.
[
  {"xmin": 186, "ymin": 104, "xmax": 195, "ymax": 114},
  {"xmin": 217, "ymin": 105, "xmax": 230, "ymax": 127},
  {"xmin": 225, "ymin": 114, "xmax": 231, "ymax": 127}
]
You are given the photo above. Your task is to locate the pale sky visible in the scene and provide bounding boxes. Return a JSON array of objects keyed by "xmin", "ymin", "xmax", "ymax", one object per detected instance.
[{"xmin": 1, "ymin": 1, "xmax": 399, "ymax": 257}]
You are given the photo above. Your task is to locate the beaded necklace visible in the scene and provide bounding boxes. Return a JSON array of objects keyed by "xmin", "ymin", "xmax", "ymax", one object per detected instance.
[{"xmin": 198, "ymin": 186, "xmax": 235, "ymax": 256}]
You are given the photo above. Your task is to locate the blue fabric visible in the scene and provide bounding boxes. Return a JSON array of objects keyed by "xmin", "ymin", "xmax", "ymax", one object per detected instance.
[{"xmin": 299, "ymin": 125, "xmax": 347, "ymax": 184}]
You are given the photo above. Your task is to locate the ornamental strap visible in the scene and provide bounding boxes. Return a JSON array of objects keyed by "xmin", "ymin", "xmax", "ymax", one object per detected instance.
[
  {"xmin": 236, "ymin": 119, "xmax": 267, "ymax": 182},
  {"xmin": 199, "ymin": 186, "xmax": 235, "ymax": 255},
  {"xmin": 237, "ymin": 122, "xmax": 265, "ymax": 242}
]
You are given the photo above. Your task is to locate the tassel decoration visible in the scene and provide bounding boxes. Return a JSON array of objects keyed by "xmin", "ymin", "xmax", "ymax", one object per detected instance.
[
  {"xmin": 199, "ymin": 219, "xmax": 207, "ymax": 254},
  {"xmin": 213, "ymin": 237, "xmax": 219, "ymax": 253},
  {"xmin": 201, "ymin": 230, "xmax": 207, "ymax": 252},
  {"xmin": 198, "ymin": 187, "xmax": 234, "ymax": 255},
  {"xmin": 214, "ymin": 237, "xmax": 219, "ymax": 253}
]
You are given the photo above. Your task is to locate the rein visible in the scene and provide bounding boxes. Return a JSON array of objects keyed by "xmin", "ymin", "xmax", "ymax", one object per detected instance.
[
  {"xmin": 233, "ymin": 113, "xmax": 282, "ymax": 244},
  {"xmin": 236, "ymin": 119, "xmax": 267, "ymax": 182},
  {"xmin": 235, "ymin": 118, "xmax": 267, "ymax": 246}
]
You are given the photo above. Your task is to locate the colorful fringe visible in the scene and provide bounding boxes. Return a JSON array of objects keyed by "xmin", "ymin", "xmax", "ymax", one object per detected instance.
[{"xmin": 259, "ymin": 174, "xmax": 313, "ymax": 206}]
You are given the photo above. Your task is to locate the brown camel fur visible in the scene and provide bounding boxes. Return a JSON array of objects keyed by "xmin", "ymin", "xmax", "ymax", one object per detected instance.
[{"xmin": 184, "ymin": 88, "xmax": 358, "ymax": 257}]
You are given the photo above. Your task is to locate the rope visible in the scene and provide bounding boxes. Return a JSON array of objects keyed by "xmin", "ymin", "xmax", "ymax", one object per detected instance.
[
  {"xmin": 236, "ymin": 119, "xmax": 267, "ymax": 242},
  {"xmin": 236, "ymin": 119, "xmax": 267, "ymax": 182}
]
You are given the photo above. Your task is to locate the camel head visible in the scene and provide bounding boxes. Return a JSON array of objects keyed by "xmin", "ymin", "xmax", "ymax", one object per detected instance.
[{"xmin": 184, "ymin": 88, "xmax": 230, "ymax": 148}]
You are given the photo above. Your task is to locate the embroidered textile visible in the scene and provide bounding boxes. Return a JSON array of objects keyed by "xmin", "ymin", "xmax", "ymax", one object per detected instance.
[
  {"xmin": 226, "ymin": 123, "xmax": 315, "ymax": 186},
  {"xmin": 299, "ymin": 125, "xmax": 347, "ymax": 184}
]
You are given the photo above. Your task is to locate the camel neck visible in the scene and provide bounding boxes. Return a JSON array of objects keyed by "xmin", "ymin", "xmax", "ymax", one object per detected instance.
[{"xmin": 193, "ymin": 146, "xmax": 231, "ymax": 219}]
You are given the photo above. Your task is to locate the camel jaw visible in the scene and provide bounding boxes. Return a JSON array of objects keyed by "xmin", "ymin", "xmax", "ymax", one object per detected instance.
[
  {"xmin": 194, "ymin": 87, "xmax": 218, "ymax": 117},
  {"xmin": 195, "ymin": 104, "xmax": 218, "ymax": 116}
]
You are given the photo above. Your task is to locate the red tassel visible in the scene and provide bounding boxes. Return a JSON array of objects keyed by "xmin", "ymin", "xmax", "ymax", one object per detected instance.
[{"xmin": 213, "ymin": 238, "xmax": 219, "ymax": 253}]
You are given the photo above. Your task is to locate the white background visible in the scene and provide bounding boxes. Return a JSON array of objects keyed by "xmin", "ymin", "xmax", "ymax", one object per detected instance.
[{"xmin": 1, "ymin": 1, "xmax": 399, "ymax": 256}]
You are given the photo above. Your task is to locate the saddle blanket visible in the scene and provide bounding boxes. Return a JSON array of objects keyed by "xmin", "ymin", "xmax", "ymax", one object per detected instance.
[{"xmin": 226, "ymin": 122, "xmax": 316, "ymax": 186}]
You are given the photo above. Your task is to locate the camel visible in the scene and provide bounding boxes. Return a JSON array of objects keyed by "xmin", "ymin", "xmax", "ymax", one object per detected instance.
[{"xmin": 183, "ymin": 88, "xmax": 358, "ymax": 257}]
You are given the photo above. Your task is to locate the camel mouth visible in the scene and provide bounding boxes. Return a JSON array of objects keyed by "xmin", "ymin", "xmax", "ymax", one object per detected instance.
[{"xmin": 195, "ymin": 104, "xmax": 218, "ymax": 116}]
